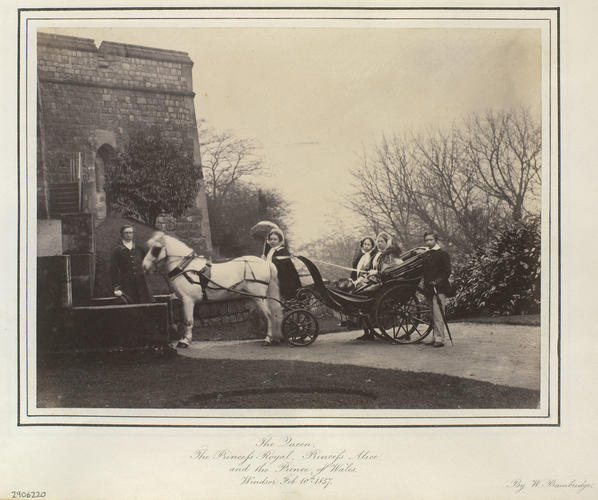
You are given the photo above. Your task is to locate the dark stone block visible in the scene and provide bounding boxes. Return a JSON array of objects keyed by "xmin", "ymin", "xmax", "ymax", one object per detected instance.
[
  {"xmin": 37, "ymin": 256, "xmax": 73, "ymax": 346},
  {"xmin": 70, "ymin": 252, "xmax": 94, "ymax": 276},
  {"xmin": 89, "ymin": 294, "xmax": 179, "ymax": 324},
  {"xmin": 61, "ymin": 213, "xmax": 94, "ymax": 254},
  {"xmin": 228, "ymin": 299, "xmax": 251, "ymax": 313},
  {"xmin": 37, "ymin": 302, "xmax": 170, "ymax": 352},
  {"xmin": 69, "ymin": 253, "xmax": 95, "ymax": 304},
  {"xmin": 37, "ymin": 255, "xmax": 73, "ymax": 312},
  {"xmin": 209, "ymin": 317, "xmax": 222, "ymax": 327}
]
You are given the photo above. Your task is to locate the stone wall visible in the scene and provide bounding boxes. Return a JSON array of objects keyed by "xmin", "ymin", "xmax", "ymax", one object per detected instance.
[
  {"xmin": 37, "ymin": 219, "xmax": 63, "ymax": 257},
  {"xmin": 37, "ymin": 32, "xmax": 211, "ymax": 254}
]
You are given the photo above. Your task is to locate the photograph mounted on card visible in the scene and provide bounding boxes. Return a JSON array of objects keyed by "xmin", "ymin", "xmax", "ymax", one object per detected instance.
[{"xmin": 18, "ymin": 6, "xmax": 560, "ymax": 427}]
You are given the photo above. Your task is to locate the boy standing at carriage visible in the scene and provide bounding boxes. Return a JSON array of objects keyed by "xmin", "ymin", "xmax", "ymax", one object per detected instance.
[
  {"xmin": 110, "ymin": 224, "xmax": 154, "ymax": 304},
  {"xmin": 422, "ymin": 232, "xmax": 452, "ymax": 348}
]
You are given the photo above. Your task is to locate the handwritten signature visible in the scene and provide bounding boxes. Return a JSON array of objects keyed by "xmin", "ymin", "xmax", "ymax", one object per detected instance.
[{"xmin": 507, "ymin": 479, "xmax": 593, "ymax": 494}]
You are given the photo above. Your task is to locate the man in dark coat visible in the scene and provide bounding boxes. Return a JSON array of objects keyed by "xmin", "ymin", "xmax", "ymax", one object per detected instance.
[
  {"xmin": 422, "ymin": 232, "xmax": 452, "ymax": 347},
  {"xmin": 110, "ymin": 225, "xmax": 154, "ymax": 304}
]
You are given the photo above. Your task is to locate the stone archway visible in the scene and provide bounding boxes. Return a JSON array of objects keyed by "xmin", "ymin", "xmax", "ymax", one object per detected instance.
[{"xmin": 93, "ymin": 143, "xmax": 116, "ymax": 220}]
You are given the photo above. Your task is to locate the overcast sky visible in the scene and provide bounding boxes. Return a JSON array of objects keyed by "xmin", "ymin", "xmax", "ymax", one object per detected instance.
[{"xmin": 45, "ymin": 27, "xmax": 542, "ymax": 245}]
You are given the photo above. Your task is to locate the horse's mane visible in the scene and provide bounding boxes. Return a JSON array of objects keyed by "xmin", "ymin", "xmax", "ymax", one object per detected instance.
[{"xmin": 147, "ymin": 231, "xmax": 194, "ymax": 256}]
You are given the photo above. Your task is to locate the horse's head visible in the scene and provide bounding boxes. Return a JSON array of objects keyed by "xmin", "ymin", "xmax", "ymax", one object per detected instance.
[{"xmin": 143, "ymin": 231, "xmax": 167, "ymax": 273}]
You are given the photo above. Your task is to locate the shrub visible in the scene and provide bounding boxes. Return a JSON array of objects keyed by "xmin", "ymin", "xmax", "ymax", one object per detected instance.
[
  {"xmin": 105, "ymin": 129, "xmax": 202, "ymax": 227},
  {"xmin": 449, "ymin": 216, "xmax": 541, "ymax": 317},
  {"xmin": 208, "ymin": 183, "xmax": 289, "ymax": 258}
]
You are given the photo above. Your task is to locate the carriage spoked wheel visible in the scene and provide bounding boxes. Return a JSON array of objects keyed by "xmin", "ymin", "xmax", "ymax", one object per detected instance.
[
  {"xmin": 374, "ymin": 285, "xmax": 433, "ymax": 344},
  {"xmin": 282, "ymin": 308, "xmax": 319, "ymax": 346}
]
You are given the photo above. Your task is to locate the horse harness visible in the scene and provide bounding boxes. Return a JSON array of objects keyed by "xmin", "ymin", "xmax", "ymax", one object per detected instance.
[{"xmin": 166, "ymin": 252, "xmax": 271, "ymax": 302}]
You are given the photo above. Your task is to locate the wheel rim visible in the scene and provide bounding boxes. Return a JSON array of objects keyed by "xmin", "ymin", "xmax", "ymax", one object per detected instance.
[
  {"xmin": 283, "ymin": 309, "xmax": 318, "ymax": 346},
  {"xmin": 376, "ymin": 289, "xmax": 432, "ymax": 343}
]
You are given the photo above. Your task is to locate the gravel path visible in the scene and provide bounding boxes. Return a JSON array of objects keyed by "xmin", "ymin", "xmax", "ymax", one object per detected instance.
[{"xmin": 178, "ymin": 322, "xmax": 540, "ymax": 390}]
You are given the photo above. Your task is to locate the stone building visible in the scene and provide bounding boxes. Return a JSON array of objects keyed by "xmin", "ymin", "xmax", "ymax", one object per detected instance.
[
  {"xmin": 37, "ymin": 32, "xmax": 211, "ymax": 253},
  {"xmin": 35, "ymin": 33, "xmax": 271, "ymax": 340}
]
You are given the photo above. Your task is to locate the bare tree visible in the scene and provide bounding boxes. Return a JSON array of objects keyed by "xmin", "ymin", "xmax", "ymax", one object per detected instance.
[
  {"xmin": 295, "ymin": 215, "xmax": 361, "ymax": 281},
  {"xmin": 348, "ymin": 107, "xmax": 540, "ymax": 253},
  {"xmin": 409, "ymin": 126, "xmax": 500, "ymax": 250},
  {"xmin": 349, "ymin": 130, "xmax": 496, "ymax": 252},
  {"xmin": 462, "ymin": 107, "xmax": 541, "ymax": 220},
  {"xmin": 198, "ymin": 123, "xmax": 264, "ymax": 205},
  {"xmin": 348, "ymin": 136, "xmax": 416, "ymax": 246},
  {"xmin": 197, "ymin": 122, "xmax": 291, "ymax": 257}
]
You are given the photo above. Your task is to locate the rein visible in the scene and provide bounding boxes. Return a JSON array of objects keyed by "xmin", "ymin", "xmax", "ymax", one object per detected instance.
[
  {"xmin": 157, "ymin": 250, "xmax": 281, "ymax": 304},
  {"xmin": 279, "ymin": 248, "xmax": 430, "ymax": 275},
  {"xmin": 275, "ymin": 254, "xmax": 360, "ymax": 273},
  {"xmin": 299, "ymin": 258, "xmax": 360, "ymax": 273},
  {"xmin": 166, "ymin": 252, "xmax": 203, "ymax": 280}
]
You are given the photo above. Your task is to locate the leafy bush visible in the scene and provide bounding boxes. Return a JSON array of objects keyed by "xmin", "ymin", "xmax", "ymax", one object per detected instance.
[
  {"xmin": 208, "ymin": 182, "xmax": 289, "ymax": 258},
  {"xmin": 105, "ymin": 129, "xmax": 202, "ymax": 226},
  {"xmin": 449, "ymin": 216, "xmax": 541, "ymax": 317}
]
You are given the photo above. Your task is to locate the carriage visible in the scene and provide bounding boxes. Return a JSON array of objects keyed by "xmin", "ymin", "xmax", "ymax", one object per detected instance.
[
  {"xmin": 142, "ymin": 231, "xmax": 438, "ymax": 349},
  {"xmin": 280, "ymin": 247, "xmax": 434, "ymax": 347}
]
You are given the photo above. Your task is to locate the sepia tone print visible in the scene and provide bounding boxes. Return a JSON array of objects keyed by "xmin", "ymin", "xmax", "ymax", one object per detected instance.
[{"xmin": 27, "ymin": 15, "xmax": 555, "ymax": 426}]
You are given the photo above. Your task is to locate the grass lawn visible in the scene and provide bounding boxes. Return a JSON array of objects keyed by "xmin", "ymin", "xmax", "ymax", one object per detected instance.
[
  {"xmin": 453, "ymin": 314, "xmax": 540, "ymax": 326},
  {"xmin": 37, "ymin": 351, "xmax": 539, "ymax": 409}
]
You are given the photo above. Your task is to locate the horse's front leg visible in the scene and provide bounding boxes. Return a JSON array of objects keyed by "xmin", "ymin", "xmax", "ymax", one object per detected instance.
[
  {"xmin": 177, "ymin": 297, "xmax": 195, "ymax": 348},
  {"xmin": 254, "ymin": 297, "xmax": 282, "ymax": 343}
]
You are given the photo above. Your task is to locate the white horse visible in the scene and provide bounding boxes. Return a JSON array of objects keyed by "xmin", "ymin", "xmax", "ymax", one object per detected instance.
[{"xmin": 142, "ymin": 232, "xmax": 283, "ymax": 347}]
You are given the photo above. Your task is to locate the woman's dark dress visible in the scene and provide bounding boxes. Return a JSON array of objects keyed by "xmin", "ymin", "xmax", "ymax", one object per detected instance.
[
  {"xmin": 374, "ymin": 246, "xmax": 402, "ymax": 274},
  {"xmin": 268, "ymin": 246, "xmax": 301, "ymax": 300}
]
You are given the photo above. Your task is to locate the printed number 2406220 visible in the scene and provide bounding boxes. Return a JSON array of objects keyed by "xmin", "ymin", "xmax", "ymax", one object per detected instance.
[{"xmin": 11, "ymin": 492, "xmax": 46, "ymax": 498}]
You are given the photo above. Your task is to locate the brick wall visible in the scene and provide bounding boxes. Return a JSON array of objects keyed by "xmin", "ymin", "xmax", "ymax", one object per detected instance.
[
  {"xmin": 194, "ymin": 299, "xmax": 254, "ymax": 327},
  {"xmin": 37, "ymin": 32, "xmax": 211, "ymax": 253}
]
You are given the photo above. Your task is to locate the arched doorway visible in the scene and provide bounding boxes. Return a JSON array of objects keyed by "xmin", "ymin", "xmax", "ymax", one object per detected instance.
[{"xmin": 93, "ymin": 143, "xmax": 116, "ymax": 220}]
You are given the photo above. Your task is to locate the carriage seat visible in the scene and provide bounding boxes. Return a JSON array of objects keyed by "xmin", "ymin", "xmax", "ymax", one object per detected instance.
[{"xmin": 331, "ymin": 276, "xmax": 383, "ymax": 297}]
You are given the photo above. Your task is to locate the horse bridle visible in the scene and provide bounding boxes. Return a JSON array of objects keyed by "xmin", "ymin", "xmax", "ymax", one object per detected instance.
[
  {"xmin": 150, "ymin": 244, "xmax": 168, "ymax": 265},
  {"xmin": 150, "ymin": 244, "xmax": 194, "ymax": 269}
]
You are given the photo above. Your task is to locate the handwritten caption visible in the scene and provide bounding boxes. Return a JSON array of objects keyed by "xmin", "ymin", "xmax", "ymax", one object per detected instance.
[
  {"xmin": 190, "ymin": 435, "xmax": 379, "ymax": 490},
  {"xmin": 507, "ymin": 479, "xmax": 594, "ymax": 495}
]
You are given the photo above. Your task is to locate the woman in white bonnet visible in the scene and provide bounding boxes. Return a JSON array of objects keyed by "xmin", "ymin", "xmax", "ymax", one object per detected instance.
[
  {"xmin": 369, "ymin": 231, "xmax": 402, "ymax": 275},
  {"xmin": 354, "ymin": 231, "xmax": 403, "ymax": 341},
  {"xmin": 263, "ymin": 228, "xmax": 301, "ymax": 302}
]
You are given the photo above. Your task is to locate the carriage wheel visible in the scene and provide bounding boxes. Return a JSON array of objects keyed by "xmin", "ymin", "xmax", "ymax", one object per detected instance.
[
  {"xmin": 282, "ymin": 308, "xmax": 319, "ymax": 346},
  {"xmin": 373, "ymin": 286, "xmax": 432, "ymax": 344}
]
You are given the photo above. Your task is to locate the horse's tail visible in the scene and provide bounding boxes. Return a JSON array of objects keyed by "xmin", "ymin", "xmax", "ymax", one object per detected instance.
[{"xmin": 267, "ymin": 262, "xmax": 283, "ymax": 339}]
